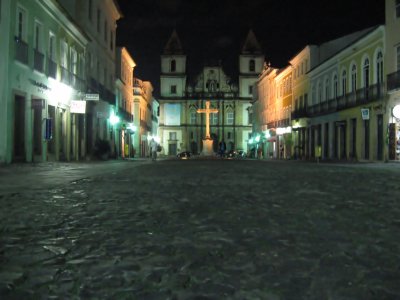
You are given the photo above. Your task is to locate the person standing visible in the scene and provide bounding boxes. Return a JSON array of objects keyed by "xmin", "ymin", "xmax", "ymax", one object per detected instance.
[{"xmin": 149, "ymin": 138, "xmax": 158, "ymax": 161}]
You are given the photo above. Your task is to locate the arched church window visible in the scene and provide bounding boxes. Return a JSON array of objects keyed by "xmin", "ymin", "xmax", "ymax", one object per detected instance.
[
  {"xmin": 170, "ymin": 59, "xmax": 176, "ymax": 72},
  {"xmin": 249, "ymin": 59, "xmax": 255, "ymax": 72}
]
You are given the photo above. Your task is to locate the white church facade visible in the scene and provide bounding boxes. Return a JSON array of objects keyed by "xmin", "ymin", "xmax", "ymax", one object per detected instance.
[{"xmin": 158, "ymin": 30, "xmax": 264, "ymax": 156}]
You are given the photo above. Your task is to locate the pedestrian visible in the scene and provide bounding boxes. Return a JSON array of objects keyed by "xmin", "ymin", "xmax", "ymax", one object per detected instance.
[
  {"xmin": 218, "ymin": 140, "xmax": 226, "ymax": 158},
  {"xmin": 149, "ymin": 138, "xmax": 158, "ymax": 161}
]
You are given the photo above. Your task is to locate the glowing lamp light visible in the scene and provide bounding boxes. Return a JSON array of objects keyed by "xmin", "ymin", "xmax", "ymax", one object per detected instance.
[
  {"xmin": 264, "ymin": 131, "xmax": 271, "ymax": 139},
  {"xmin": 255, "ymin": 135, "xmax": 261, "ymax": 143},
  {"xmin": 109, "ymin": 113, "xmax": 120, "ymax": 125},
  {"xmin": 127, "ymin": 124, "xmax": 137, "ymax": 132},
  {"xmin": 249, "ymin": 138, "xmax": 254, "ymax": 144},
  {"xmin": 393, "ymin": 105, "xmax": 400, "ymax": 119}
]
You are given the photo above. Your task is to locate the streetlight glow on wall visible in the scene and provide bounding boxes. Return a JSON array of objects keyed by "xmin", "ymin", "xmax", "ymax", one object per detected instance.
[{"xmin": 109, "ymin": 113, "xmax": 120, "ymax": 125}]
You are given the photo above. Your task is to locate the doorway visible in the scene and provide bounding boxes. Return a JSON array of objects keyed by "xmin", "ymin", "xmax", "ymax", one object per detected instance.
[
  {"xmin": 377, "ymin": 115, "xmax": 383, "ymax": 160},
  {"xmin": 13, "ymin": 95, "xmax": 26, "ymax": 161}
]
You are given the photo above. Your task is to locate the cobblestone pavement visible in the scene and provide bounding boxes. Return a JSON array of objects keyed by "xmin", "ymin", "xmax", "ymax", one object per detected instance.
[{"xmin": 1, "ymin": 159, "xmax": 400, "ymax": 299}]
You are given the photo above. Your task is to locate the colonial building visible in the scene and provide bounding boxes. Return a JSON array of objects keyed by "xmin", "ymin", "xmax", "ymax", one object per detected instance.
[
  {"xmin": 58, "ymin": 0, "xmax": 122, "ymax": 157},
  {"xmin": 158, "ymin": 30, "xmax": 264, "ymax": 155},
  {"xmin": 0, "ymin": 0, "xmax": 88, "ymax": 163},
  {"xmin": 115, "ymin": 46, "xmax": 136, "ymax": 158},
  {"xmin": 385, "ymin": 0, "xmax": 400, "ymax": 160},
  {"xmin": 307, "ymin": 26, "xmax": 385, "ymax": 161},
  {"xmin": 133, "ymin": 79, "xmax": 154, "ymax": 157}
]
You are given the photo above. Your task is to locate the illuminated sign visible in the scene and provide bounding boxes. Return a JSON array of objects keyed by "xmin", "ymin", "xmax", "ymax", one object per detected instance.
[
  {"xmin": 361, "ymin": 108, "xmax": 370, "ymax": 120},
  {"xmin": 70, "ymin": 100, "xmax": 86, "ymax": 114},
  {"xmin": 276, "ymin": 127, "xmax": 292, "ymax": 135},
  {"xmin": 85, "ymin": 93, "xmax": 99, "ymax": 101}
]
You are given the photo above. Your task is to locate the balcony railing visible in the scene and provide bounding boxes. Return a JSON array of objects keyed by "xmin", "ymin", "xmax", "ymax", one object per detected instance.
[
  {"xmin": 60, "ymin": 66, "xmax": 70, "ymax": 85},
  {"xmin": 291, "ymin": 108, "xmax": 308, "ymax": 119},
  {"xmin": 47, "ymin": 59, "xmax": 57, "ymax": 79},
  {"xmin": 15, "ymin": 37, "xmax": 28, "ymax": 65},
  {"xmin": 387, "ymin": 70, "xmax": 400, "ymax": 92},
  {"xmin": 33, "ymin": 49, "xmax": 44, "ymax": 73},
  {"xmin": 307, "ymin": 83, "xmax": 385, "ymax": 117}
]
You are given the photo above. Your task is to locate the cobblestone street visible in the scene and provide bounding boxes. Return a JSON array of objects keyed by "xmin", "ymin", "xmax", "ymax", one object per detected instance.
[{"xmin": 1, "ymin": 159, "xmax": 400, "ymax": 299}]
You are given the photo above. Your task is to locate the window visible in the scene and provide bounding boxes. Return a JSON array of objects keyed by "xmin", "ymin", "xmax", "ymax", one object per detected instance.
[
  {"xmin": 301, "ymin": 62, "xmax": 304, "ymax": 74},
  {"xmin": 48, "ymin": 34, "xmax": 56, "ymax": 60},
  {"xmin": 227, "ymin": 112, "xmax": 234, "ymax": 125},
  {"xmin": 71, "ymin": 48, "xmax": 78, "ymax": 75},
  {"xmin": 228, "ymin": 132, "xmax": 232, "ymax": 139},
  {"xmin": 190, "ymin": 111, "xmax": 196, "ymax": 124},
  {"xmin": 325, "ymin": 78, "xmax": 330, "ymax": 101},
  {"xmin": 170, "ymin": 59, "xmax": 176, "ymax": 72},
  {"xmin": 60, "ymin": 41, "xmax": 68, "ymax": 68},
  {"xmin": 190, "ymin": 132, "xmax": 194, "ymax": 139},
  {"xmin": 34, "ymin": 21, "xmax": 42, "ymax": 51},
  {"xmin": 342, "ymin": 70, "xmax": 347, "ymax": 96},
  {"xmin": 209, "ymin": 113, "xmax": 218, "ymax": 125},
  {"xmin": 397, "ymin": 46, "xmax": 400, "ymax": 71},
  {"xmin": 305, "ymin": 59, "xmax": 309, "ymax": 72},
  {"xmin": 333, "ymin": 75, "xmax": 338, "ymax": 99},
  {"xmin": 363, "ymin": 58, "xmax": 370, "ymax": 88},
  {"xmin": 170, "ymin": 85, "xmax": 177, "ymax": 94},
  {"xmin": 248, "ymin": 85, "xmax": 253, "ymax": 95},
  {"xmin": 351, "ymin": 64, "xmax": 357, "ymax": 92},
  {"xmin": 88, "ymin": 0, "xmax": 92, "ymax": 21},
  {"xmin": 318, "ymin": 82, "xmax": 322, "ymax": 103},
  {"xmin": 16, "ymin": 6, "xmax": 27, "ymax": 41},
  {"xmin": 169, "ymin": 132, "xmax": 177, "ymax": 140},
  {"xmin": 396, "ymin": 0, "xmax": 400, "ymax": 18},
  {"xmin": 249, "ymin": 59, "xmax": 255, "ymax": 72},
  {"xmin": 110, "ymin": 30, "xmax": 114, "ymax": 50},
  {"xmin": 104, "ymin": 20, "xmax": 107, "ymax": 42},
  {"xmin": 97, "ymin": 9, "xmax": 101, "ymax": 33},
  {"xmin": 304, "ymin": 93, "xmax": 308, "ymax": 108},
  {"xmin": 377, "ymin": 51, "xmax": 383, "ymax": 84}
]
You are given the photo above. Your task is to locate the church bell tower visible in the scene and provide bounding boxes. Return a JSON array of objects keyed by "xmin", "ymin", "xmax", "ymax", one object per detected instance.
[
  {"xmin": 160, "ymin": 30, "xmax": 187, "ymax": 98},
  {"xmin": 239, "ymin": 30, "xmax": 264, "ymax": 99}
]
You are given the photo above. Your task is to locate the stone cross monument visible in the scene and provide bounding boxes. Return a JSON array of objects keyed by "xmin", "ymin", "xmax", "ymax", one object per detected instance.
[{"xmin": 197, "ymin": 101, "xmax": 219, "ymax": 156}]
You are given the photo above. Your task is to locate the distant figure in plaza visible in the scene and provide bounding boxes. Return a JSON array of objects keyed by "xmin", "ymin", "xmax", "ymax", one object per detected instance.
[
  {"xmin": 280, "ymin": 144, "xmax": 284, "ymax": 159},
  {"xmin": 218, "ymin": 140, "xmax": 226, "ymax": 157},
  {"xmin": 149, "ymin": 138, "xmax": 158, "ymax": 161}
]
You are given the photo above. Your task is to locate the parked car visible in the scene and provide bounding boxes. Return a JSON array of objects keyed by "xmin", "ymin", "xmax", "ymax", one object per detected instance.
[
  {"xmin": 226, "ymin": 150, "xmax": 246, "ymax": 159},
  {"xmin": 177, "ymin": 151, "xmax": 191, "ymax": 159}
]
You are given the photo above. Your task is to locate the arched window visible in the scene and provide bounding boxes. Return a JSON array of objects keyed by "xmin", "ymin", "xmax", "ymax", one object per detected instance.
[
  {"xmin": 170, "ymin": 59, "xmax": 176, "ymax": 72},
  {"xmin": 325, "ymin": 78, "xmax": 330, "ymax": 101},
  {"xmin": 333, "ymin": 74, "xmax": 338, "ymax": 99},
  {"xmin": 351, "ymin": 64, "xmax": 357, "ymax": 92},
  {"xmin": 318, "ymin": 82, "xmax": 322, "ymax": 103},
  {"xmin": 249, "ymin": 59, "xmax": 255, "ymax": 72},
  {"xmin": 363, "ymin": 58, "xmax": 370, "ymax": 88},
  {"xmin": 376, "ymin": 51, "xmax": 383, "ymax": 84},
  {"xmin": 342, "ymin": 70, "xmax": 347, "ymax": 96}
]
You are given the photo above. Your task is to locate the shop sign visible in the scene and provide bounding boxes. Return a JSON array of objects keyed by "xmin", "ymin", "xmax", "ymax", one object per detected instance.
[
  {"xmin": 276, "ymin": 126, "xmax": 292, "ymax": 135},
  {"xmin": 85, "ymin": 93, "xmax": 99, "ymax": 101},
  {"xmin": 361, "ymin": 108, "xmax": 370, "ymax": 120},
  {"xmin": 70, "ymin": 100, "xmax": 86, "ymax": 114}
]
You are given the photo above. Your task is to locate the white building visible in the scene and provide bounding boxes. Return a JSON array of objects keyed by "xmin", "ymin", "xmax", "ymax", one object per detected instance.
[
  {"xmin": 158, "ymin": 30, "xmax": 264, "ymax": 156},
  {"xmin": 0, "ymin": 0, "xmax": 88, "ymax": 163}
]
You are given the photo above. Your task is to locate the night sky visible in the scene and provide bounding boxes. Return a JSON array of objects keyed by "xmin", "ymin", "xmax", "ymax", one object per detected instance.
[{"xmin": 116, "ymin": 0, "xmax": 384, "ymax": 97}]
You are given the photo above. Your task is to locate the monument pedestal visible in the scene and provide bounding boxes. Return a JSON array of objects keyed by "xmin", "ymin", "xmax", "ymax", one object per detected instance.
[{"xmin": 201, "ymin": 138, "xmax": 214, "ymax": 156}]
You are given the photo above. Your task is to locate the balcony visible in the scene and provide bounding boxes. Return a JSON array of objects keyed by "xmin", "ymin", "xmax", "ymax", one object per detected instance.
[
  {"xmin": 47, "ymin": 59, "xmax": 57, "ymax": 79},
  {"xmin": 15, "ymin": 37, "xmax": 28, "ymax": 65},
  {"xmin": 387, "ymin": 70, "xmax": 400, "ymax": 92},
  {"xmin": 307, "ymin": 83, "xmax": 385, "ymax": 117},
  {"xmin": 33, "ymin": 49, "xmax": 44, "ymax": 73},
  {"xmin": 291, "ymin": 108, "xmax": 308, "ymax": 119},
  {"xmin": 88, "ymin": 77, "xmax": 99, "ymax": 93},
  {"xmin": 60, "ymin": 66, "xmax": 70, "ymax": 85}
]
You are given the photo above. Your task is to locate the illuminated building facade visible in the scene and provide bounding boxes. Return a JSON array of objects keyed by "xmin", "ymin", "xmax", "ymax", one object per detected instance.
[
  {"xmin": 385, "ymin": 0, "xmax": 400, "ymax": 160},
  {"xmin": 57, "ymin": 0, "xmax": 122, "ymax": 157},
  {"xmin": 115, "ymin": 47, "xmax": 136, "ymax": 158},
  {"xmin": 158, "ymin": 30, "xmax": 263, "ymax": 156},
  {"xmin": 0, "ymin": 0, "xmax": 88, "ymax": 163},
  {"xmin": 133, "ymin": 79, "xmax": 154, "ymax": 157}
]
